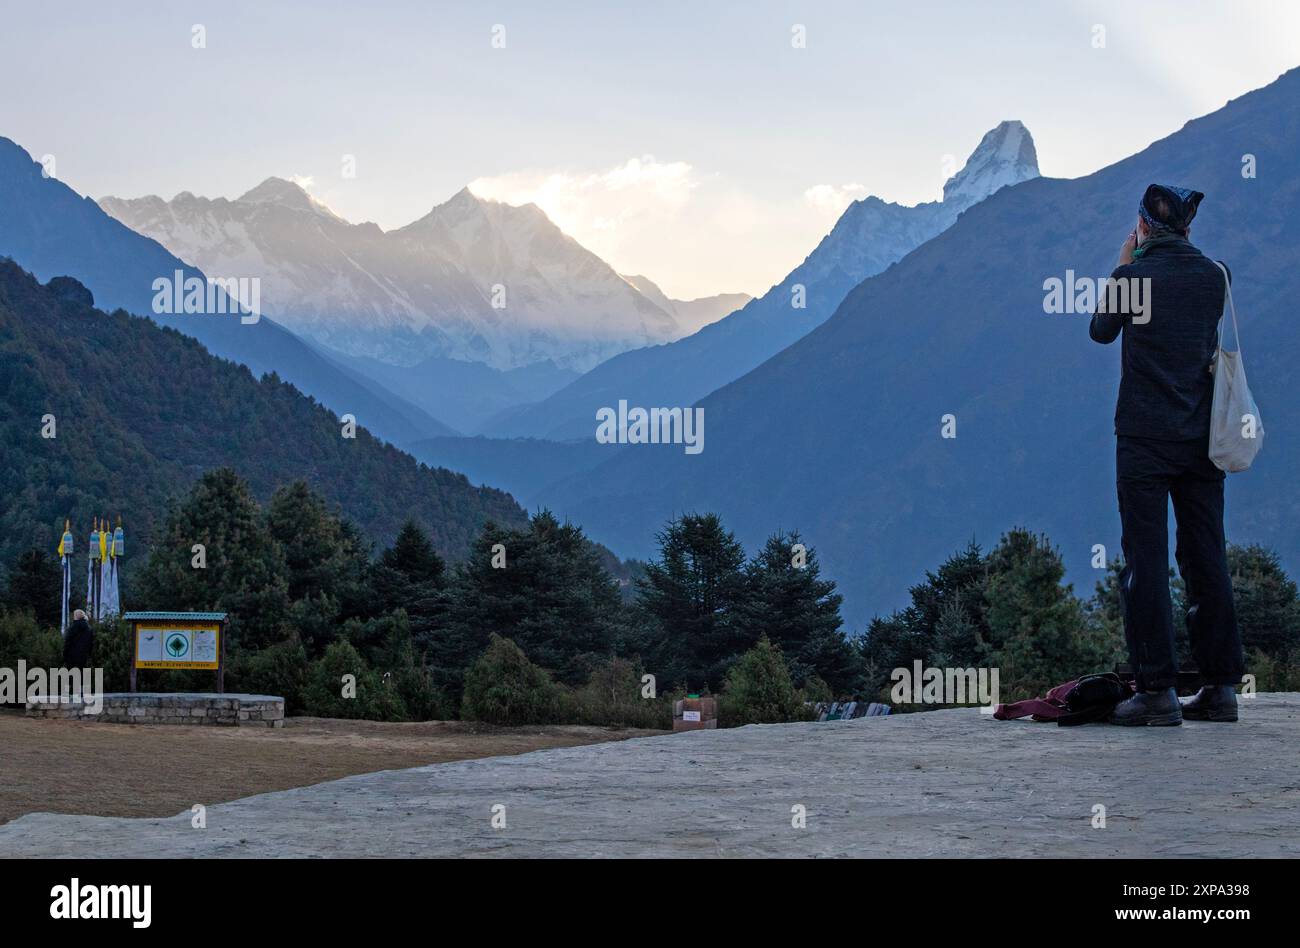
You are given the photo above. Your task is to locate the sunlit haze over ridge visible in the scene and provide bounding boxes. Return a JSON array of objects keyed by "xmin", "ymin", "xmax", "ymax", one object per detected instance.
[{"xmin": 4, "ymin": 0, "xmax": 1298, "ymax": 298}]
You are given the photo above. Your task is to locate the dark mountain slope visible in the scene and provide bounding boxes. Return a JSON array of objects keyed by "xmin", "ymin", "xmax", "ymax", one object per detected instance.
[
  {"xmin": 406, "ymin": 435, "xmax": 623, "ymax": 510},
  {"xmin": 491, "ymin": 121, "xmax": 1039, "ymax": 440},
  {"xmin": 315, "ymin": 344, "xmax": 578, "ymax": 435},
  {"xmin": 544, "ymin": 68, "xmax": 1300, "ymax": 629},
  {"xmin": 0, "ymin": 260, "xmax": 525, "ymax": 572}
]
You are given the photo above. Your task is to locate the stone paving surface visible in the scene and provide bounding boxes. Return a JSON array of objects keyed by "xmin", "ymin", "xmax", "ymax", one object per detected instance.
[{"xmin": 3, "ymin": 694, "xmax": 1296, "ymax": 858}]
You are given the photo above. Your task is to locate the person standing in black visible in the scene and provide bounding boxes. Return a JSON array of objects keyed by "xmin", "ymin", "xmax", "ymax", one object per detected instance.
[
  {"xmin": 1090, "ymin": 184, "xmax": 1244, "ymax": 726},
  {"xmin": 63, "ymin": 608, "xmax": 94, "ymax": 669}
]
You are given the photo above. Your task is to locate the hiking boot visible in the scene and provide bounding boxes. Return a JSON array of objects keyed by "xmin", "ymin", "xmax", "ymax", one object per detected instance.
[
  {"xmin": 1109, "ymin": 687, "xmax": 1182, "ymax": 726},
  {"xmin": 1180, "ymin": 685, "xmax": 1239, "ymax": 722}
]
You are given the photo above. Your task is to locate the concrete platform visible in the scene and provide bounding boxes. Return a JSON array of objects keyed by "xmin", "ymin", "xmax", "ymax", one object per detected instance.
[
  {"xmin": 25, "ymin": 692, "xmax": 284, "ymax": 727},
  {"xmin": 2, "ymin": 693, "xmax": 1297, "ymax": 858}
]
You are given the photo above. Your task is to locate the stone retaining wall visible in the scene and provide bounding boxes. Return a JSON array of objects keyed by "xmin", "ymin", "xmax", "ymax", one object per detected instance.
[{"xmin": 25, "ymin": 693, "xmax": 284, "ymax": 727}]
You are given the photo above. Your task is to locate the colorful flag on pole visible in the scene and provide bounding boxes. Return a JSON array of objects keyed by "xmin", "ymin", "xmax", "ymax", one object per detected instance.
[
  {"xmin": 87, "ymin": 518, "xmax": 101, "ymax": 621},
  {"xmin": 101, "ymin": 517, "xmax": 123, "ymax": 619},
  {"xmin": 58, "ymin": 519, "xmax": 73, "ymax": 636}
]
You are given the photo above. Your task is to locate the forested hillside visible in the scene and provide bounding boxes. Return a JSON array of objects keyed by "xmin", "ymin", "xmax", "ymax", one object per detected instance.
[{"xmin": 0, "ymin": 259, "xmax": 525, "ymax": 578}]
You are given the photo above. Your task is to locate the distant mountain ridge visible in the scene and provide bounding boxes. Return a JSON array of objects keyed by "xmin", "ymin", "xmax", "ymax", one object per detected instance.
[
  {"xmin": 100, "ymin": 180, "xmax": 750, "ymax": 375},
  {"xmin": 0, "ymin": 137, "xmax": 457, "ymax": 446},
  {"xmin": 315, "ymin": 345, "xmax": 580, "ymax": 435},
  {"xmin": 487, "ymin": 120, "xmax": 1040, "ymax": 440},
  {"xmin": 620, "ymin": 274, "xmax": 752, "ymax": 336}
]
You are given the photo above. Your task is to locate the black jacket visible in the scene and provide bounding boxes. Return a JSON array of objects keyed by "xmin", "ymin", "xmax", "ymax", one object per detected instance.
[
  {"xmin": 1090, "ymin": 236, "xmax": 1229, "ymax": 441},
  {"xmin": 63, "ymin": 617, "xmax": 93, "ymax": 668}
]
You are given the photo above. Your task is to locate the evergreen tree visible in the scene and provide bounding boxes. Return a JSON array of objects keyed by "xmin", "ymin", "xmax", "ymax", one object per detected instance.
[
  {"xmin": 910, "ymin": 542, "xmax": 988, "ymax": 628},
  {"xmin": 460, "ymin": 634, "xmax": 561, "ymax": 726},
  {"xmin": 266, "ymin": 481, "xmax": 370, "ymax": 605},
  {"xmin": 636, "ymin": 513, "xmax": 748, "ymax": 691},
  {"xmin": 264, "ymin": 481, "xmax": 372, "ymax": 654},
  {"xmin": 0, "ymin": 608, "xmax": 63, "ymax": 670},
  {"xmin": 439, "ymin": 511, "xmax": 619, "ymax": 695},
  {"xmin": 721, "ymin": 636, "xmax": 808, "ymax": 725},
  {"xmin": 302, "ymin": 639, "xmax": 406, "ymax": 720},
  {"xmin": 982, "ymin": 529, "xmax": 1121, "ymax": 698},
  {"xmin": 134, "ymin": 468, "xmax": 290, "ymax": 651},
  {"xmin": 3, "ymin": 548, "xmax": 62, "ymax": 629},
  {"xmin": 1089, "ymin": 544, "xmax": 1300, "ymax": 671},
  {"xmin": 740, "ymin": 531, "xmax": 856, "ymax": 690},
  {"xmin": 862, "ymin": 533, "xmax": 1124, "ymax": 703},
  {"xmin": 860, "ymin": 542, "xmax": 988, "ymax": 695},
  {"xmin": 235, "ymin": 635, "xmax": 309, "ymax": 713},
  {"xmin": 1226, "ymin": 544, "xmax": 1300, "ymax": 663},
  {"xmin": 370, "ymin": 520, "xmax": 447, "ymax": 653}
]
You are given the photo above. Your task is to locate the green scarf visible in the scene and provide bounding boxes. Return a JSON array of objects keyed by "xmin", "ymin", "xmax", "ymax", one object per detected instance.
[{"xmin": 1132, "ymin": 232, "xmax": 1185, "ymax": 259}]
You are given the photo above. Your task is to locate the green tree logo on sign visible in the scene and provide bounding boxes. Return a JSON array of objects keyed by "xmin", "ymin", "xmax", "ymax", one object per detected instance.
[{"xmin": 165, "ymin": 632, "xmax": 189, "ymax": 659}]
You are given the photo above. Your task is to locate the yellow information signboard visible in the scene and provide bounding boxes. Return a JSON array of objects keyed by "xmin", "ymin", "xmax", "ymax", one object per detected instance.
[
  {"xmin": 134, "ymin": 622, "xmax": 221, "ymax": 670},
  {"xmin": 126, "ymin": 612, "xmax": 228, "ymax": 691}
]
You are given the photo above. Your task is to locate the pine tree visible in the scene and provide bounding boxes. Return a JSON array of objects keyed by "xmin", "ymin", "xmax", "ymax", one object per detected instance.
[
  {"xmin": 370, "ymin": 519, "xmax": 447, "ymax": 654},
  {"xmin": 3, "ymin": 548, "xmax": 63, "ymax": 629},
  {"xmin": 635, "ymin": 513, "xmax": 748, "ymax": 691},
  {"xmin": 263, "ymin": 481, "xmax": 373, "ymax": 654},
  {"xmin": 134, "ymin": 468, "xmax": 290, "ymax": 651},
  {"xmin": 860, "ymin": 542, "xmax": 988, "ymax": 695},
  {"xmin": 266, "ymin": 481, "xmax": 370, "ymax": 604},
  {"xmin": 740, "ymin": 531, "xmax": 855, "ymax": 690},
  {"xmin": 982, "ymin": 529, "xmax": 1120, "ymax": 698},
  {"xmin": 438, "ymin": 511, "xmax": 619, "ymax": 695},
  {"xmin": 302, "ymin": 639, "xmax": 406, "ymax": 720},
  {"xmin": 1226, "ymin": 544, "xmax": 1300, "ymax": 663},
  {"xmin": 862, "ymin": 534, "xmax": 1126, "ymax": 702}
]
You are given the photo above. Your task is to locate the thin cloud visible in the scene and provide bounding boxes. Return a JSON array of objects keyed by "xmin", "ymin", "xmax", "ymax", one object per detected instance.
[
  {"xmin": 804, "ymin": 183, "xmax": 867, "ymax": 215},
  {"xmin": 470, "ymin": 157, "xmax": 828, "ymax": 299}
]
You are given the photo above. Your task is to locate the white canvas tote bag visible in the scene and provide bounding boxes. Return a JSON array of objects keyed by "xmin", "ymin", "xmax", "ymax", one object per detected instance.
[{"xmin": 1208, "ymin": 261, "xmax": 1263, "ymax": 472}]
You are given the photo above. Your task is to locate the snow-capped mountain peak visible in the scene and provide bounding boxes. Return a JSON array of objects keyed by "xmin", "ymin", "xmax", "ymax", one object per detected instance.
[
  {"xmin": 942, "ymin": 119, "xmax": 1039, "ymax": 208},
  {"xmin": 100, "ymin": 180, "xmax": 688, "ymax": 372},
  {"xmin": 784, "ymin": 121, "xmax": 1040, "ymax": 293},
  {"xmin": 237, "ymin": 176, "xmax": 343, "ymax": 220}
]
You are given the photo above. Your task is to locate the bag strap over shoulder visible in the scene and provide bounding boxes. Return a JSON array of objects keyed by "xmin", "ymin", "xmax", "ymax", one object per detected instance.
[{"xmin": 1213, "ymin": 260, "xmax": 1242, "ymax": 354}]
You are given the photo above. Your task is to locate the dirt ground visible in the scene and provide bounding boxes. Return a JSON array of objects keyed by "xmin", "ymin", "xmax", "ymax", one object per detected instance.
[{"xmin": 0, "ymin": 709, "xmax": 665, "ymax": 825}]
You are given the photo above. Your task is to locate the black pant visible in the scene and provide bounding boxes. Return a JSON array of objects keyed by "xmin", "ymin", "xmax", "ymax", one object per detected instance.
[{"xmin": 1116, "ymin": 436, "xmax": 1243, "ymax": 691}]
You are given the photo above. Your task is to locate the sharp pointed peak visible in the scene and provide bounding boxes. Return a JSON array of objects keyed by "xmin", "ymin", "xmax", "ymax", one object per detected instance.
[
  {"xmin": 405, "ymin": 185, "xmax": 552, "ymax": 231},
  {"xmin": 942, "ymin": 120, "xmax": 1040, "ymax": 207}
]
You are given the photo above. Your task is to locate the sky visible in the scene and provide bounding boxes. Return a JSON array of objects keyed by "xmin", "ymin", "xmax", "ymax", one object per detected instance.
[{"xmin": 2, "ymin": 1, "xmax": 1298, "ymax": 299}]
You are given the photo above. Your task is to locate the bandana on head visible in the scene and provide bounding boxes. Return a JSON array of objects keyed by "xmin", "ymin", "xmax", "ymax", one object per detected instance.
[{"xmin": 1138, "ymin": 184, "xmax": 1204, "ymax": 235}]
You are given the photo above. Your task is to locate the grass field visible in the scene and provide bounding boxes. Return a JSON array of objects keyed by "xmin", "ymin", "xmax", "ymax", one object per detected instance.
[{"xmin": 0, "ymin": 709, "xmax": 666, "ymax": 825}]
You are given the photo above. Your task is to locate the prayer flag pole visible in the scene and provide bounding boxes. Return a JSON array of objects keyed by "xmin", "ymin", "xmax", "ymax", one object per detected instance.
[{"xmin": 58, "ymin": 519, "xmax": 73, "ymax": 636}]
